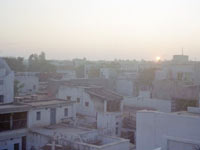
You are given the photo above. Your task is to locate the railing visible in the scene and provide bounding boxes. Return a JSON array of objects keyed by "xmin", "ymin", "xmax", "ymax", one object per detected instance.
[
  {"xmin": 0, "ymin": 119, "xmax": 27, "ymax": 132},
  {"xmin": 13, "ymin": 119, "xmax": 27, "ymax": 129}
]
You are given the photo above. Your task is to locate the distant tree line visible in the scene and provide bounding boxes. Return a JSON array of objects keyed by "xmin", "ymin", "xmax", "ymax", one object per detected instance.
[{"xmin": 3, "ymin": 52, "xmax": 56, "ymax": 73}]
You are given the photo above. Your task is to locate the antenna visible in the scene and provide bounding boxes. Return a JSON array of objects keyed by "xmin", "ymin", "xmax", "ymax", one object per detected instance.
[{"xmin": 182, "ymin": 48, "xmax": 184, "ymax": 55}]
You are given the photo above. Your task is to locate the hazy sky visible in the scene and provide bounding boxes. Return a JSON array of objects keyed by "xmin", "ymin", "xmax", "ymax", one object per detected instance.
[{"xmin": 0, "ymin": 0, "xmax": 200, "ymax": 60}]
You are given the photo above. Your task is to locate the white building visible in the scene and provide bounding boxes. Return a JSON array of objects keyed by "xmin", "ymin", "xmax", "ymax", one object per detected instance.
[
  {"xmin": 100, "ymin": 68, "xmax": 117, "ymax": 79},
  {"xmin": 29, "ymin": 125, "xmax": 129, "ymax": 150},
  {"xmin": 15, "ymin": 72, "xmax": 39, "ymax": 95},
  {"xmin": 56, "ymin": 84, "xmax": 124, "ymax": 136},
  {"xmin": 0, "ymin": 97, "xmax": 130, "ymax": 150},
  {"xmin": 57, "ymin": 69, "xmax": 76, "ymax": 80},
  {"xmin": 172, "ymin": 55, "xmax": 189, "ymax": 64},
  {"xmin": 136, "ymin": 107, "xmax": 200, "ymax": 150},
  {"xmin": 0, "ymin": 58, "xmax": 14, "ymax": 103},
  {"xmin": 155, "ymin": 55, "xmax": 195, "ymax": 82},
  {"xmin": 0, "ymin": 98, "xmax": 76, "ymax": 150}
]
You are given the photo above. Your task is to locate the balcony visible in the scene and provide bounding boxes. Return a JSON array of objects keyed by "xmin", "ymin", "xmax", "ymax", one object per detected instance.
[{"xmin": 0, "ymin": 112, "xmax": 27, "ymax": 132}]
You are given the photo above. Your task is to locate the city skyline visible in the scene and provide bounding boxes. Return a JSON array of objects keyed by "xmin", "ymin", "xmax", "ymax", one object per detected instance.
[{"xmin": 1, "ymin": 0, "xmax": 200, "ymax": 60}]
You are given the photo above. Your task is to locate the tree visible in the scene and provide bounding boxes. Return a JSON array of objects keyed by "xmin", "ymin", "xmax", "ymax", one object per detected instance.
[
  {"xmin": 28, "ymin": 52, "xmax": 56, "ymax": 73},
  {"xmin": 4, "ymin": 57, "xmax": 26, "ymax": 72}
]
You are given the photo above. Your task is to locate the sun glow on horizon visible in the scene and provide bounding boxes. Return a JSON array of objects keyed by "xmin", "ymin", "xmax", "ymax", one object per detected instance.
[{"xmin": 156, "ymin": 56, "xmax": 161, "ymax": 62}]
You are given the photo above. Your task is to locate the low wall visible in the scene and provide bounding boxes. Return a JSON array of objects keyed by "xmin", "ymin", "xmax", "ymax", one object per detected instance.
[{"xmin": 124, "ymin": 97, "xmax": 172, "ymax": 113}]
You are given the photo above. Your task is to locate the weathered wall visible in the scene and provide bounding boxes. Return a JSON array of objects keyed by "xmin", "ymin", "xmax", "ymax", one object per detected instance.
[
  {"xmin": 15, "ymin": 74, "xmax": 39, "ymax": 95},
  {"xmin": 0, "ymin": 71, "xmax": 14, "ymax": 103},
  {"xmin": 27, "ymin": 132, "xmax": 49, "ymax": 150},
  {"xmin": 136, "ymin": 111, "xmax": 200, "ymax": 150},
  {"xmin": 28, "ymin": 105, "xmax": 74, "ymax": 128},
  {"xmin": 0, "ymin": 137, "xmax": 22, "ymax": 150},
  {"xmin": 57, "ymin": 86, "xmax": 99, "ymax": 116},
  {"xmin": 124, "ymin": 97, "xmax": 172, "ymax": 113},
  {"xmin": 115, "ymin": 79, "xmax": 136, "ymax": 97}
]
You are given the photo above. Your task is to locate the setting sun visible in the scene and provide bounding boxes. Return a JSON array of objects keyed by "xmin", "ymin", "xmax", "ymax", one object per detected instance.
[{"xmin": 156, "ymin": 56, "xmax": 161, "ymax": 62}]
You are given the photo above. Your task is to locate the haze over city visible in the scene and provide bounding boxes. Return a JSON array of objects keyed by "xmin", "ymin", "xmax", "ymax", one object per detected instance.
[{"xmin": 1, "ymin": 0, "xmax": 200, "ymax": 60}]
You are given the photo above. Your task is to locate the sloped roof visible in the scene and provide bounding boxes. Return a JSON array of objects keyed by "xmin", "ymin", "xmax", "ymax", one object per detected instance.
[
  {"xmin": 0, "ymin": 58, "xmax": 12, "ymax": 76},
  {"xmin": 86, "ymin": 87, "xmax": 123, "ymax": 101}
]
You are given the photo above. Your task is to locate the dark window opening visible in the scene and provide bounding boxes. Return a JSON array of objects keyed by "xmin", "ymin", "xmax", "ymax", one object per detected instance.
[
  {"xmin": 13, "ymin": 112, "xmax": 27, "ymax": 130},
  {"xmin": 36, "ymin": 112, "xmax": 41, "ymax": 120},
  {"xmin": 64, "ymin": 108, "xmax": 68, "ymax": 117},
  {"xmin": 107, "ymin": 101, "xmax": 121, "ymax": 112},
  {"xmin": 22, "ymin": 136, "xmax": 26, "ymax": 150},
  {"xmin": 33, "ymin": 85, "xmax": 36, "ymax": 90},
  {"xmin": 14, "ymin": 143, "xmax": 19, "ymax": 150},
  {"xmin": 77, "ymin": 98, "xmax": 80, "ymax": 103},
  {"xmin": 116, "ymin": 127, "xmax": 119, "ymax": 135},
  {"xmin": 67, "ymin": 96, "xmax": 71, "ymax": 101},
  {"xmin": 85, "ymin": 102, "xmax": 89, "ymax": 107},
  {"xmin": 0, "ymin": 95, "xmax": 4, "ymax": 103},
  {"xmin": 0, "ymin": 112, "xmax": 27, "ymax": 132}
]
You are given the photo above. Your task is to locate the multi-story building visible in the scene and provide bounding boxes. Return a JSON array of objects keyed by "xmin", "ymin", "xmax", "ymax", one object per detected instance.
[{"xmin": 0, "ymin": 98, "xmax": 76, "ymax": 150}]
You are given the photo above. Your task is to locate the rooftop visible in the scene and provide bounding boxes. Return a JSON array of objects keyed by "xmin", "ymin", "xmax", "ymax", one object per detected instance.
[
  {"xmin": 31, "ymin": 123, "xmax": 129, "ymax": 148},
  {"xmin": 31, "ymin": 123, "xmax": 92, "ymax": 138},
  {"xmin": 0, "ymin": 103, "xmax": 30, "ymax": 114},
  {"xmin": 86, "ymin": 87, "xmax": 123, "ymax": 101},
  {"xmin": 21, "ymin": 99, "xmax": 74, "ymax": 108},
  {"xmin": 0, "ymin": 99, "xmax": 74, "ymax": 114}
]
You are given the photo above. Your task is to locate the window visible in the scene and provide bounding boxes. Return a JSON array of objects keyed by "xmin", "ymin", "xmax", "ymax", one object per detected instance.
[
  {"xmin": 77, "ymin": 98, "xmax": 80, "ymax": 103},
  {"xmin": 33, "ymin": 85, "xmax": 36, "ymax": 90},
  {"xmin": 14, "ymin": 143, "xmax": 19, "ymax": 150},
  {"xmin": 66, "ymin": 96, "xmax": 71, "ymax": 101},
  {"xmin": 85, "ymin": 102, "xmax": 89, "ymax": 107},
  {"xmin": 115, "ymin": 127, "xmax": 119, "ymax": 135},
  {"xmin": 64, "ymin": 108, "xmax": 68, "ymax": 117},
  {"xmin": 0, "ymin": 95, "xmax": 4, "ymax": 103},
  {"xmin": 22, "ymin": 136, "xmax": 26, "ymax": 150},
  {"xmin": 36, "ymin": 112, "xmax": 41, "ymax": 120}
]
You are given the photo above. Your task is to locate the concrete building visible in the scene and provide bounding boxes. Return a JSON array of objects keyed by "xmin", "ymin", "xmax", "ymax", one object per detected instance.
[
  {"xmin": 57, "ymin": 69, "xmax": 76, "ymax": 80},
  {"xmin": 115, "ymin": 75, "xmax": 139, "ymax": 97},
  {"xmin": 0, "ymin": 58, "xmax": 14, "ymax": 103},
  {"xmin": 124, "ymin": 97, "xmax": 172, "ymax": 113},
  {"xmin": 155, "ymin": 55, "xmax": 195, "ymax": 82},
  {"xmin": 29, "ymin": 125, "xmax": 129, "ymax": 150},
  {"xmin": 56, "ymin": 83, "xmax": 124, "ymax": 136},
  {"xmin": 0, "ymin": 98, "xmax": 76, "ymax": 150},
  {"xmin": 100, "ymin": 68, "xmax": 117, "ymax": 79},
  {"xmin": 151, "ymin": 79, "xmax": 199, "ymax": 111},
  {"xmin": 15, "ymin": 72, "xmax": 39, "ymax": 95},
  {"xmin": 172, "ymin": 55, "xmax": 189, "ymax": 64},
  {"xmin": 136, "ymin": 107, "xmax": 200, "ymax": 150}
]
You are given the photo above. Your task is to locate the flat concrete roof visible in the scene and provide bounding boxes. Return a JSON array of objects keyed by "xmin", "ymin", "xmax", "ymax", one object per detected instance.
[
  {"xmin": 0, "ymin": 99, "xmax": 74, "ymax": 114},
  {"xmin": 0, "ymin": 103, "xmax": 30, "ymax": 114},
  {"xmin": 30, "ymin": 124, "xmax": 92, "ymax": 137},
  {"xmin": 21, "ymin": 99, "xmax": 74, "ymax": 108},
  {"xmin": 174, "ymin": 111, "xmax": 200, "ymax": 117}
]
